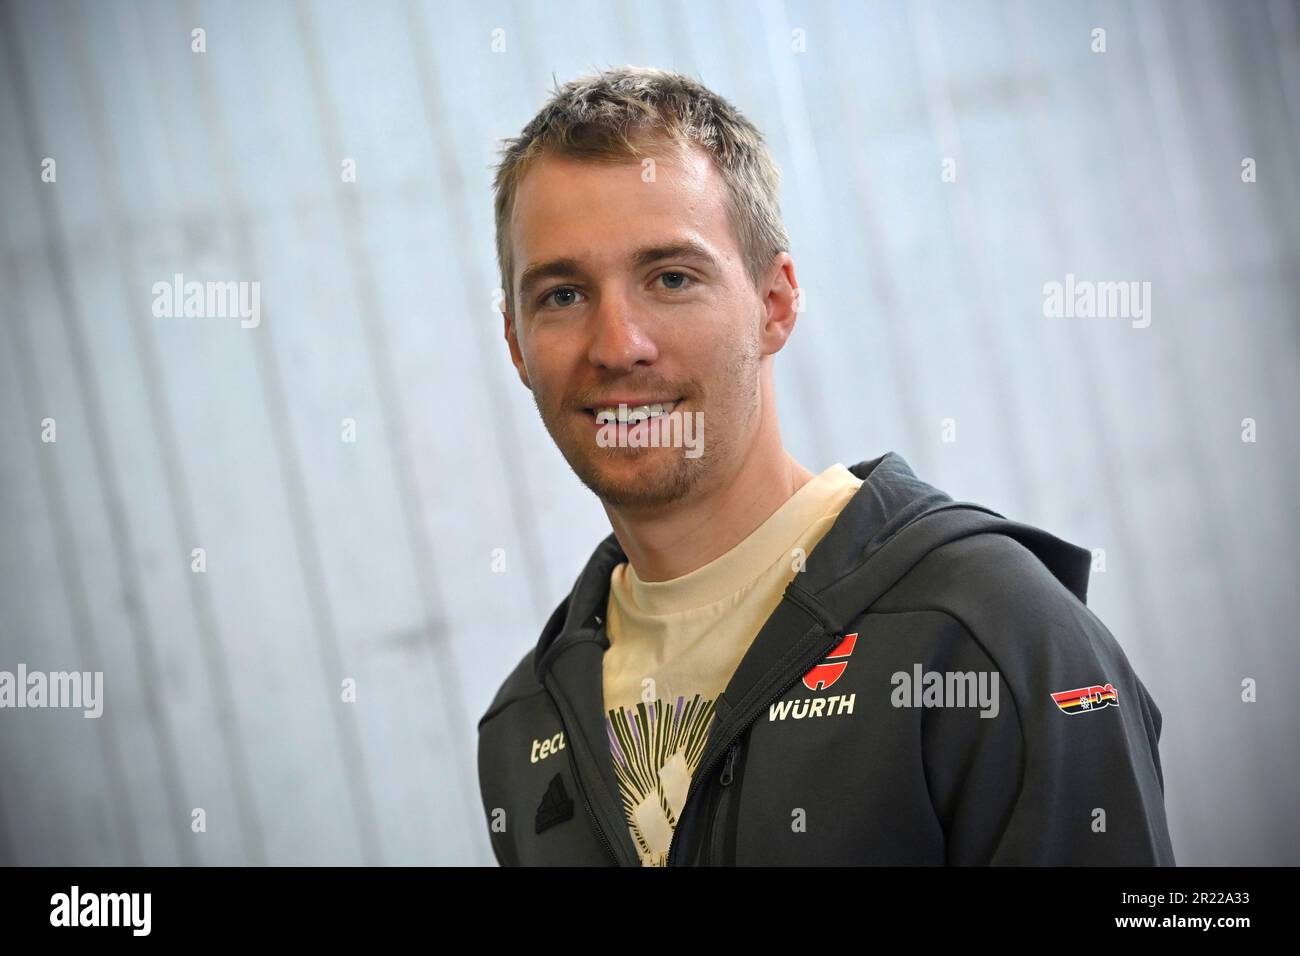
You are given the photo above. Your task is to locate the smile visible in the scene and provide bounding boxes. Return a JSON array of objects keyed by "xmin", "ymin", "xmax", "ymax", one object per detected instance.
[{"xmin": 584, "ymin": 399, "xmax": 682, "ymax": 425}]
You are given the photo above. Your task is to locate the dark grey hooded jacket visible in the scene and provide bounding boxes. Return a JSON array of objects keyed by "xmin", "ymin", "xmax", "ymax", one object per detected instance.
[{"xmin": 476, "ymin": 452, "xmax": 1176, "ymax": 865}]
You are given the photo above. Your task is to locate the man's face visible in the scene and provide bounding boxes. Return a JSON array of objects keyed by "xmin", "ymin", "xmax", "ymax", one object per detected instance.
[{"xmin": 504, "ymin": 142, "xmax": 775, "ymax": 511}]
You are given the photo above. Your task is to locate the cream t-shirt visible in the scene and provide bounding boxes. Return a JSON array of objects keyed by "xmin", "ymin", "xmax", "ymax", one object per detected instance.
[{"xmin": 601, "ymin": 463, "xmax": 864, "ymax": 866}]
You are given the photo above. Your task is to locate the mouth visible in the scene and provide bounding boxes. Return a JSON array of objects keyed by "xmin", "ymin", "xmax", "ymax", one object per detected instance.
[{"xmin": 582, "ymin": 398, "xmax": 684, "ymax": 426}]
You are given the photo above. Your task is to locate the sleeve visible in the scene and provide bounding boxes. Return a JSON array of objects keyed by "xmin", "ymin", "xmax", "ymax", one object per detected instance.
[
  {"xmin": 478, "ymin": 715, "xmax": 521, "ymax": 867},
  {"xmin": 925, "ymin": 608, "xmax": 1177, "ymax": 866}
]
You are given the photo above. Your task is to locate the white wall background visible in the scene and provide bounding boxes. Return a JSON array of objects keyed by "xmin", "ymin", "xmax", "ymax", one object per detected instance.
[{"xmin": 0, "ymin": 0, "xmax": 1296, "ymax": 865}]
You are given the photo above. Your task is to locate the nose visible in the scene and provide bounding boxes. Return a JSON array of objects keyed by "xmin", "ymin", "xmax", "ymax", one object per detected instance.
[{"xmin": 586, "ymin": 290, "xmax": 658, "ymax": 372}]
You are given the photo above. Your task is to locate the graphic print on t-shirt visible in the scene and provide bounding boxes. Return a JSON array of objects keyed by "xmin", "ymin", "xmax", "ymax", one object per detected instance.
[{"xmin": 606, "ymin": 693, "xmax": 716, "ymax": 867}]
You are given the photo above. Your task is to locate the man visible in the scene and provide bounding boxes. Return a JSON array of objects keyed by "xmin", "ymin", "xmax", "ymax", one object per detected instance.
[{"xmin": 476, "ymin": 66, "xmax": 1175, "ymax": 866}]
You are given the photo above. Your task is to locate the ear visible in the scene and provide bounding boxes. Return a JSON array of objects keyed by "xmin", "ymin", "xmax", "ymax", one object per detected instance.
[
  {"xmin": 757, "ymin": 252, "xmax": 800, "ymax": 356},
  {"xmin": 503, "ymin": 306, "xmax": 532, "ymax": 390}
]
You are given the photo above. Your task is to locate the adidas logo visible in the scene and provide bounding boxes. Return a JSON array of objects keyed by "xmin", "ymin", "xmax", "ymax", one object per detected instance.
[{"xmin": 535, "ymin": 773, "xmax": 574, "ymax": 834}]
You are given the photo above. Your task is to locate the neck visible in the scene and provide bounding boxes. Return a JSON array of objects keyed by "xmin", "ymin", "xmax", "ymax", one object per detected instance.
[{"xmin": 603, "ymin": 404, "xmax": 815, "ymax": 583}]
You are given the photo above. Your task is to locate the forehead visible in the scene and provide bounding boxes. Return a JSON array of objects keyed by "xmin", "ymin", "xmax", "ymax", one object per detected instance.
[{"xmin": 509, "ymin": 143, "xmax": 738, "ymax": 283}]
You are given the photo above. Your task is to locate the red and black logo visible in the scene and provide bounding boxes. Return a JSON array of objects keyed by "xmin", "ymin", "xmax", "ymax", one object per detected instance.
[{"xmin": 802, "ymin": 632, "xmax": 858, "ymax": 691}]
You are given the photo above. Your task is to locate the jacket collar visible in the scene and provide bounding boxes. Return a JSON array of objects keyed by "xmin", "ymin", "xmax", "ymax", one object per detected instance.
[{"xmin": 533, "ymin": 450, "xmax": 945, "ymax": 681}]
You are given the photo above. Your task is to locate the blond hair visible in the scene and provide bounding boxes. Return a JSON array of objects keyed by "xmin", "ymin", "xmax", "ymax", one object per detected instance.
[{"xmin": 492, "ymin": 65, "xmax": 790, "ymax": 321}]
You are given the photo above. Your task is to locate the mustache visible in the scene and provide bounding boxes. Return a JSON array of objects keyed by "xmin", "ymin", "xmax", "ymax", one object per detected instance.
[{"xmin": 572, "ymin": 379, "xmax": 693, "ymax": 408}]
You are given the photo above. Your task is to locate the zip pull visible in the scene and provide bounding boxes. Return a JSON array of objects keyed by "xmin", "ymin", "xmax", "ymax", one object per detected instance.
[{"xmin": 719, "ymin": 741, "xmax": 739, "ymax": 786}]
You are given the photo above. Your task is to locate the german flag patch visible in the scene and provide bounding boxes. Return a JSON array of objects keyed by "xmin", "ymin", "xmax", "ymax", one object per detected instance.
[{"xmin": 1050, "ymin": 682, "xmax": 1119, "ymax": 715}]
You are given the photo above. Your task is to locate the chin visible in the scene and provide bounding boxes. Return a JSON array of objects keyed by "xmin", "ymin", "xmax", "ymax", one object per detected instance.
[{"xmin": 571, "ymin": 448, "xmax": 702, "ymax": 510}]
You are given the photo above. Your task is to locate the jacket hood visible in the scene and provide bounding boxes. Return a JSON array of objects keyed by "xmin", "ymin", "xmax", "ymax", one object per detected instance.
[{"xmin": 533, "ymin": 450, "xmax": 1093, "ymax": 684}]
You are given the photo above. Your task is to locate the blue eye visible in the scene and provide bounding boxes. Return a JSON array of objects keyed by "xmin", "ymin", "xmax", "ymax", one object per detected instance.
[
  {"xmin": 540, "ymin": 286, "xmax": 582, "ymax": 309},
  {"xmin": 538, "ymin": 273, "xmax": 691, "ymax": 310}
]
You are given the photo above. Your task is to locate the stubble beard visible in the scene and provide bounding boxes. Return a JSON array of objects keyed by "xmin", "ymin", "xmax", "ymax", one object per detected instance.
[{"xmin": 537, "ymin": 331, "xmax": 761, "ymax": 512}]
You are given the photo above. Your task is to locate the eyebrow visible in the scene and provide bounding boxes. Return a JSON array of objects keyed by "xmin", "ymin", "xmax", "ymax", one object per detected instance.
[{"xmin": 517, "ymin": 239, "xmax": 720, "ymax": 300}]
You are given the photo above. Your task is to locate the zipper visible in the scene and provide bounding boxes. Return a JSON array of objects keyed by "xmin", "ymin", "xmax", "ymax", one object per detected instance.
[
  {"xmin": 667, "ymin": 624, "xmax": 844, "ymax": 866},
  {"xmin": 574, "ymin": 761, "xmax": 619, "ymax": 865},
  {"xmin": 719, "ymin": 741, "xmax": 738, "ymax": 786},
  {"xmin": 708, "ymin": 739, "xmax": 741, "ymax": 864}
]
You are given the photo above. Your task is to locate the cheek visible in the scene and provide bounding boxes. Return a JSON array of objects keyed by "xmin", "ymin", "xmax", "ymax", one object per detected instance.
[
  {"xmin": 527, "ymin": 340, "xmax": 584, "ymax": 416},
  {"xmin": 520, "ymin": 336, "xmax": 558, "ymax": 392}
]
